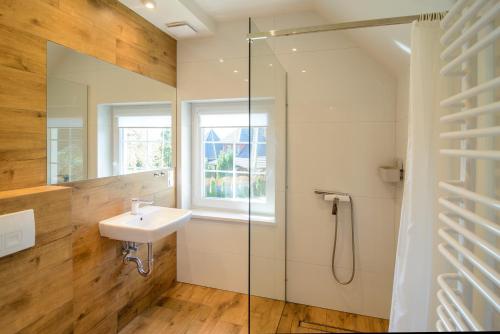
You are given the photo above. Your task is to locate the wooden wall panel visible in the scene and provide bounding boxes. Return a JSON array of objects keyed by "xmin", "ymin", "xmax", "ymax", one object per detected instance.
[
  {"xmin": 67, "ymin": 172, "xmax": 176, "ymax": 333},
  {"xmin": 0, "ymin": 0, "xmax": 176, "ymax": 191},
  {"xmin": 0, "ymin": 0, "xmax": 178, "ymax": 333},
  {"xmin": 0, "ymin": 186, "xmax": 73, "ymax": 334}
]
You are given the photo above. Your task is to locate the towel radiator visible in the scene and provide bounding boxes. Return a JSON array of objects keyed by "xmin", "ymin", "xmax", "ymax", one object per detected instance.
[{"xmin": 437, "ymin": 1, "xmax": 499, "ymax": 331}]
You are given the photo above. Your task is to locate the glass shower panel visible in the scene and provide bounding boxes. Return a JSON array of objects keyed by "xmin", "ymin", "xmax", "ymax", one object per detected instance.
[{"xmin": 248, "ymin": 19, "xmax": 287, "ymax": 333}]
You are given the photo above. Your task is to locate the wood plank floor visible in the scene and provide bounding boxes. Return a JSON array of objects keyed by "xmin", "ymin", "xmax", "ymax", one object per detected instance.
[{"xmin": 119, "ymin": 282, "xmax": 389, "ymax": 334}]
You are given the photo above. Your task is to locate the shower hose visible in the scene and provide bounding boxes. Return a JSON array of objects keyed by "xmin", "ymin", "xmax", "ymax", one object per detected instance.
[{"xmin": 331, "ymin": 195, "xmax": 355, "ymax": 285}]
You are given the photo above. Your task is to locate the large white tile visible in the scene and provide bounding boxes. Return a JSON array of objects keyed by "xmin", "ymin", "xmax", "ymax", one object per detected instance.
[
  {"xmin": 250, "ymin": 215, "xmax": 285, "ymax": 260},
  {"xmin": 351, "ymin": 196, "xmax": 396, "ymax": 274},
  {"xmin": 361, "ymin": 270, "xmax": 394, "ymax": 319},
  {"xmin": 287, "ymin": 193, "xmax": 396, "ymax": 274},
  {"xmin": 396, "ymin": 70, "xmax": 410, "ymax": 123},
  {"xmin": 287, "ymin": 260, "xmax": 364, "ymax": 315},
  {"xmin": 250, "ymin": 256, "xmax": 286, "ymax": 300},
  {"xmin": 396, "ymin": 118, "xmax": 408, "ymax": 156},
  {"xmin": 279, "ymin": 48, "xmax": 396, "ymax": 123},
  {"xmin": 177, "ymin": 219, "xmax": 248, "ymax": 255},
  {"xmin": 177, "ymin": 247, "xmax": 248, "ymax": 294},
  {"xmin": 351, "ymin": 122, "xmax": 397, "ymax": 198},
  {"xmin": 287, "ymin": 193, "xmax": 336, "ymax": 266},
  {"xmin": 287, "ymin": 122, "xmax": 356, "ymax": 195},
  {"xmin": 178, "ymin": 57, "xmax": 248, "ymax": 101}
]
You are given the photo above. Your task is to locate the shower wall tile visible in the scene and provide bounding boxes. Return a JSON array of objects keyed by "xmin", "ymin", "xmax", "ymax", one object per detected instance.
[
  {"xmin": 177, "ymin": 57, "xmax": 248, "ymax": 101},
  {"xmin": 178, "ymin": 11, "xmax": 402, "ymax": 320},
  {"xmin": 287, "ymin": 260, "xmax": 394, "ymax": 319},
  {"xmin": 352, "ymin": 122, "xmax": 397, "ymax": 198},
  {"xmin": 250, "ymin": 256, "xmax": 286, "ymax": 300},
  {"xmin": 360, "ymin": 270, "xmax": 395, "ymax": 318},
  {"xmin": 287, "ymin": 194, "xmax": 396, "ymax": 273},
  {"xmin": 279, "ymin": 49, "xmax": 396, "ymax": 123},
  {"xmin": 287, "ymin": 122, "xmax": 356, "ymax": 194},
  {"xmin": 177, "ymin": 243, "xmax": 248, "ymax": 294},
  {"xmin": 287, "ymin": 260, "xmax": 364, "ymax": 315}
]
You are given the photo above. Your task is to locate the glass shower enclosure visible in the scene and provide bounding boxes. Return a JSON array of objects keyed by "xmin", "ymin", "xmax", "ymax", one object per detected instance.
[{"xmin": 248, "ymin": 19, "xmax": 287, "ymax": 332}]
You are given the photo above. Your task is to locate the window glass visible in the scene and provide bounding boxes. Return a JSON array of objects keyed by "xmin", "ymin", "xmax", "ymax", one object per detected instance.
[{"xmin": 199, "ymin": 118, "xmax": 267, "ymax": 201}]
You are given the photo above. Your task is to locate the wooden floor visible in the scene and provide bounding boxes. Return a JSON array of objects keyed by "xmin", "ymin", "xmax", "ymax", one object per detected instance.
[{"xmin": 120, "ymin": 282, "xmax": 389, "ymax": 334}]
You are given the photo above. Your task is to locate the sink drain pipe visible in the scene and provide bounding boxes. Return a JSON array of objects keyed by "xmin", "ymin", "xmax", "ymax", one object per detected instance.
[{"xmin": 122, "ymin": 241, "xmax": 154, "ymax": 277}]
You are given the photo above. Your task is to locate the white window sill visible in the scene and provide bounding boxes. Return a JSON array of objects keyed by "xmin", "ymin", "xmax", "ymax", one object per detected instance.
[{"xmin": 191, "ymin": 209, "xmax": 275, "ymax": 225}]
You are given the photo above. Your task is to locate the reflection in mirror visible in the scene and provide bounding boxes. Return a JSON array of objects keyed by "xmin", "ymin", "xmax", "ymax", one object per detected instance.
[{"xmin": 47, "ymin": 42, "xmax": 175, "ymax": 184}]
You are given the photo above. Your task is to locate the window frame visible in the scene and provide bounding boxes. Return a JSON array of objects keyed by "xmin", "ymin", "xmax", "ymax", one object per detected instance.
[{"xmin": 191, "ymin": 100, "xmax": 275, "ymax": 215}]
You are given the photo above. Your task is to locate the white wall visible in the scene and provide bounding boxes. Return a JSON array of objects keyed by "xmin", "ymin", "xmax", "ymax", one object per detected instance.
[
  {"xmin": 178, "ymin": 12, "xmax": 406, "ymax": 319},
  {"xmin": 394, "ymin": 69, "xmax": 410, "ymax": 240}
]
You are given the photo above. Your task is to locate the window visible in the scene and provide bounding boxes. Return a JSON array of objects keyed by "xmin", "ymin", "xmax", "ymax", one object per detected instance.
[{"xmin": 192, "ymin": 101, "xmax": 273, "ymax": 215}]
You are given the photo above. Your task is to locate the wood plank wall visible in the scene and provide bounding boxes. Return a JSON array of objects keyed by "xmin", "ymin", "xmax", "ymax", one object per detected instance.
[
  {"xmin": 68, "ymin": 173, "xmax": 176, "ymax": 334},
  {"xmin": 0, "ymin": 1, "xmax": 178, "ymax": 333},
  {"xmin": 0, "ymin": 186, "xmax": 73, "ymax": 334},
  {"xmin": 0, "ymin": 0, "xmax": 177, "ymax": 191}
]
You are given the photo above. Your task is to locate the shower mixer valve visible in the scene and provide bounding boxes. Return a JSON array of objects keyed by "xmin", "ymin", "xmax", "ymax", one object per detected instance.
[{"xmin": 314, "ymin": 189, "xmax": 355, "ymax": 285}]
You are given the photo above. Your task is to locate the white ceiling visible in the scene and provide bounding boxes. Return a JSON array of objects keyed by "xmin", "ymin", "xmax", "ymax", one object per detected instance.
[
  {"xmin": 119, "ymin": 0, "xmax": 216, "ymax": 38},
  {"xmin": 120, "ymin": 0, "xmax": 454, "ymax": 76},
  {"xmin": 192, "ymin": 0, "xmax": 316, "ymax": 22}
]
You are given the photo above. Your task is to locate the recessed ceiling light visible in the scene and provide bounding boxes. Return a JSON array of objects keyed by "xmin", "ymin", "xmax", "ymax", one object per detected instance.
[
  {"xmin": 233, "ymin": 70, "xmax": 239, "ymax": 73},
  {"xmin": 269, "ymin": 63, "xmax": 273, "ymax": 67},
  {"xmin": 292, "ymin": 48, "xmax": 297, "ymax": 52},
  {"xmin": 301, "ymin": 69, "xmax": 307, "ymax": 73},
  {"xmin": 141, "ymin": 0, "xmax": 156, "ymax": 9},
  {"xmin": 219, "ymin": 58, "xmax": 224, "ymax": 63}
]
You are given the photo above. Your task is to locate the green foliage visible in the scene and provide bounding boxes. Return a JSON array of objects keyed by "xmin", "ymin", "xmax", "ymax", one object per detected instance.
[
  {"xmin": 161, "ymin": 129, "xmax": 172, "ymax": 168},
  {"xmin": 252, "ymin": 175, "xmax": 266, "ymax": 197},
  {"xmin": 216, "ymin": 147, "xmax": 233, "ymax": 171}
]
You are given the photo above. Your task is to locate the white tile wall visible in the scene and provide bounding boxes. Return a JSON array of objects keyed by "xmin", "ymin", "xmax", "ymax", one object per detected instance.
[{"xmin": 177, "ymin": 11, "xmax": 408, "ymax": 319}]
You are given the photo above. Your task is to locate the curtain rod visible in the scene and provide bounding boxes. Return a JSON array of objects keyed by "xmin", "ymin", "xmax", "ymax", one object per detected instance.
[{"xmin": 247, "ymin": 12, "xmax": 447, "ymax": 40}]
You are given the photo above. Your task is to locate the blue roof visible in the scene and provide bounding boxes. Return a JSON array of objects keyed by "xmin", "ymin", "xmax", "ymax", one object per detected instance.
[
  {"xmin": 239, "ymin": 128, "xmax": 266, "ymax": 142},
  {"xmin": 239, "ymin": 128, "xmax": 249, "ymax": 142},
  {"xmin": 236, "ymin": 144, "xmax": 266, "ymax": 159},
  {"xmin": 205, "ymin": 129, "xmax": 220, "ymax": 142},
  {"xmin": 205, "ymin": 143, "xmax": 224, "ymax": 160}
]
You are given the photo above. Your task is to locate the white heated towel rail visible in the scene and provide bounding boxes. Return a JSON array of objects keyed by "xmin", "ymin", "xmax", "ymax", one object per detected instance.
[{"xmin": 438, "ymin": 0, "xmax": 499, "ymax": 331}]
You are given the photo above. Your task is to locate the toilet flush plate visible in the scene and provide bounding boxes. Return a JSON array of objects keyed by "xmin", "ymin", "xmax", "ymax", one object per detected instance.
[{"xmin": 0, "ymin": 209, "xmax": 35, "ymax": 258}]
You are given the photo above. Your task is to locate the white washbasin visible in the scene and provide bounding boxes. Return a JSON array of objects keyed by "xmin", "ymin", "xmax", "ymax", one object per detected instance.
[{"xmin": 99, "ymin": 206, "xmax": 191, "ymax": 243}]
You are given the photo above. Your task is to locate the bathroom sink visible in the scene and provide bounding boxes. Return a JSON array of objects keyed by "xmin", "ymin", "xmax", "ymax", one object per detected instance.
[{"xmin": 99, "ymin": 206, "xmax": 191, "ymax": 243}]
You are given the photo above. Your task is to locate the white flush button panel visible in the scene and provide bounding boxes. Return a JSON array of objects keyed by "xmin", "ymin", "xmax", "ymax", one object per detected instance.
[{"xmin": 0, "ymin": 209, "xmax": 35, "ymax": 257}]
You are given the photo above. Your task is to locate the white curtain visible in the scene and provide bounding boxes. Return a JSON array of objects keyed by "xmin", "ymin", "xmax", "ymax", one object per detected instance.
[{"xmin": 390, "ymin": 19, "xmax": 452, "ymax": 332}]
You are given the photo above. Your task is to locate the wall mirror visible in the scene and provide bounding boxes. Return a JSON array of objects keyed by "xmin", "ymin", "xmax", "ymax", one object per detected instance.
[{"xmin": 46, "ymin": 42, "xmax": 175, "ymax": 184}]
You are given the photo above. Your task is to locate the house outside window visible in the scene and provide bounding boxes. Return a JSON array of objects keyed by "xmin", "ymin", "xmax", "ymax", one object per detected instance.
[{"xmin": 192, "ymin": 100, "xmax": 274, "ymax": 215}]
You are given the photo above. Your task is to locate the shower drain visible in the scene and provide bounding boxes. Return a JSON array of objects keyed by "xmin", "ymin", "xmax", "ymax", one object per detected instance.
[{"xmin": 298, "ymin": 320, "xmax": 359, "ymax": 333}]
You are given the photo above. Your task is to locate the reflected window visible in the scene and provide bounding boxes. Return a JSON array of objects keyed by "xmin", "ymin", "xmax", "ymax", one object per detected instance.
[
  {"xmin": 48, "ymin": 127, "xmax": 85, "ymax": 184},
  {"xmin": 117, "ymin": 115, "xmax": 172, "ymax": 174}
]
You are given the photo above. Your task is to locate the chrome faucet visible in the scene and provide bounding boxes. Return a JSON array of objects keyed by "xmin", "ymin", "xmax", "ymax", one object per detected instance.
[{"xmin": 130, "ymin": 198, "xmax": 153, "ymax": 215}]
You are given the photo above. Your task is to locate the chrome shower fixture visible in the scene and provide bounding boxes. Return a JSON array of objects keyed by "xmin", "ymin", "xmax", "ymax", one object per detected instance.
[{"xmin": 315, "ymin": 189, "xmax": 355, "ymax": 285}]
